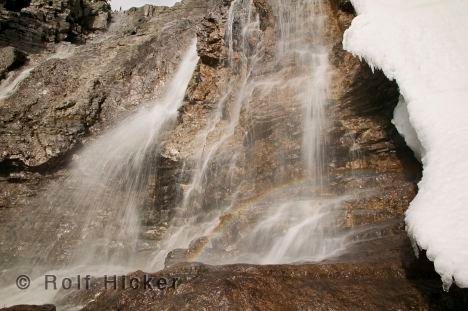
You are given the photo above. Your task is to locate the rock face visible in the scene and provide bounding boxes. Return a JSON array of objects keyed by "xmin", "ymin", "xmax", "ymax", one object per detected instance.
[{"xmin": 0, "ymin": 0, "xmax": 111, "ymax": 53}]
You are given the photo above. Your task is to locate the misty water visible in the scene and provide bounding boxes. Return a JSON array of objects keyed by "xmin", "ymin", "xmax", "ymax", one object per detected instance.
[{"xmin": 0, "ymin": 0, "xmax": 362, "ymax": 308}]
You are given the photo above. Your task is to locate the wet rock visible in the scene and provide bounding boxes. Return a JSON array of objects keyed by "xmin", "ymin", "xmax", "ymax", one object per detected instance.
[
  {"xmin": 64, "ymin": 260, "xmax": 453, "ymax": 310},
  {"xmin": 165, "ymin": 248, "xmax": 190, "ymax": 268},
  {"xmin": 327, "ymin": 30, "xmax": 421, "ymax": 233},
  {"xmin": 0, "ymin": 46, "xmax": 26, "ymax": 78},
  {"xmin": 331, "ymin": 0, "xmax": 355, "ymax": 14},
  {"xmin": 150, "ymin": 1, "xmax": 235, "ymax": 228}
]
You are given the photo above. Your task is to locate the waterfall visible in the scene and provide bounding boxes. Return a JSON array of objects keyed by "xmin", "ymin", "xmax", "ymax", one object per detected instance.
[
  {"xmin": 229, "ymin": 0, "xmax": 348, "ymax": 264},
  {"xmin": 148, "ymin": 0, "xmax": 350, "ymax": 268},
  {"xmin": 0, "ymin": 40, "xmax": 199, "ymax": 306},
  {"xmin": 0, "ymin": 0, "xmax": 354, "ymax": 306},
  {"xmin": 54, "ymin": 39, "xmax": 199, "ymax": 268},
  {"xmin": 149, "ymin": 0, "xmax": 266, "ymax": 269}
]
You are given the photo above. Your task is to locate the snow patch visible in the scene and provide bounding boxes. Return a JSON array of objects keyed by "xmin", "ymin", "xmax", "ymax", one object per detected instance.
[{"xmin": 344, "ymin": 0, "xmax": 468, "ymax": 288}]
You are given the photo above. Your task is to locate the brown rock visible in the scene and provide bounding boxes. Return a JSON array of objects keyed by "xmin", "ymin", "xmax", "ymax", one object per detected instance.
[{"xmin": 62, "ymin": 259, "xmax": 461, "ymax": 310}]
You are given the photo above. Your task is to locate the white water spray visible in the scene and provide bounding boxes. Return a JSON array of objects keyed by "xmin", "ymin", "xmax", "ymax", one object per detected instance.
[{"xmin": 0, "ymin": 40, "xmax": 199, "ymax": 307}]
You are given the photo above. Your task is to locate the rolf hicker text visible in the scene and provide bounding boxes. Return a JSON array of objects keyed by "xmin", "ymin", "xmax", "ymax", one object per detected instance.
[
  {"xmin": 45, "ymin": 275, "xmax": 178, "ymax": 290},
  {"xmin": 17, "ymin": 274, "xmax": 179, "ymax": 291}
]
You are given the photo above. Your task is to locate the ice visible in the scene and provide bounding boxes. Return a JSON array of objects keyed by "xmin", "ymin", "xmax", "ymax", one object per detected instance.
[{"xmin": 344, "ymin": 0, "xmax": 468, "ymax": 288}]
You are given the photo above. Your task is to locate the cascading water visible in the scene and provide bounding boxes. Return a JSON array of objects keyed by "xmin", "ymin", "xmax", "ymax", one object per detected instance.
[
  {"xmin": 150, "ymin": 0, "xmax": 266, "ymax": 269},
  {"xmin": 0, "ymin": 40, "xmax": 199, "ymax": 307},
  {"xmin": 149, "ymin": 0, "xmax": 350, "ymax": 268}
]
